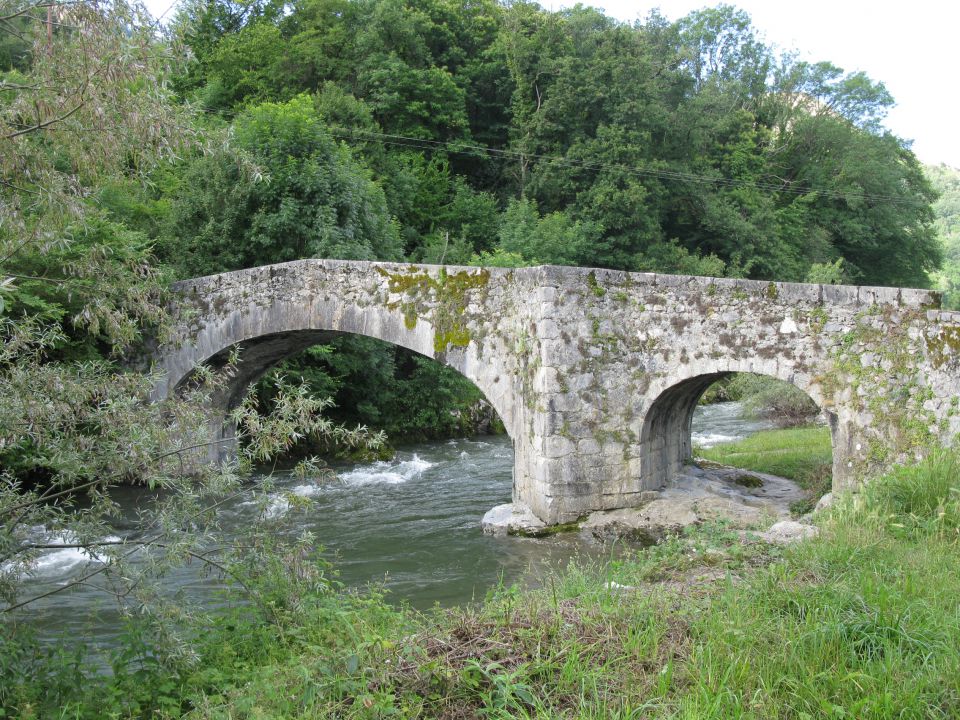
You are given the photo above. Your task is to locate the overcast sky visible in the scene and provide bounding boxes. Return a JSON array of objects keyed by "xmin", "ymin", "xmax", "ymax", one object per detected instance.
[{"xmin": 146, "ymin": 0, "xmax": 960, "ymax": 168}]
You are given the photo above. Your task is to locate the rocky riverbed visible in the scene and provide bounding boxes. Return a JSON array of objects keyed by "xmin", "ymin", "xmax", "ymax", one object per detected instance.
[{"xmin": 482, "ymin": 459, "xmax": 820, "ymax": 544}]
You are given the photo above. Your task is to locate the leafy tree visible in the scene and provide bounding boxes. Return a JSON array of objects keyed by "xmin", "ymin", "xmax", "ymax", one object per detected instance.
[
  {"xmin": 171, "ymin": 0, "xmax": 289, "ymax": 101},
  {"xmin": 194, "ymin": 20, "xmax": 290, "ymax": 109},
  {"xmin": 805, "ymin": 258, "xmax": 847, "ymax": 285},
  {"xmin": 677, "ymin": 4, "xmax": 770, "ymax": 102},
  {"xmin": 3, "ymin": 215, "xmax": 165, "ymax": 358},
  {"xmin": 928, "ymin": 164, "xmax": 960, "ymax": 307},
  {"xmin": 768, "ymin": 59, "xmax": 895, "ymax": 133},
  {"xmin": 166, "ymin": 0, "xmax": 941, "ymax": 288},
  {"xmin": 1, "ymin": 0, "xmax": 374, "ymax": 643},
  {"xmin": 0, "ymin": 0, "xmax": 195, "ymax": 344},
  {"xmin": 160, "ymin": 95, "xmax": 401, "ymax": 276},
  {"xmin": 634, "ymin": 239, "xmax": 728, "ymax": 278},
  {"xmin": 776, "ymin": 114, "xmax": 940, "ymax": 286},
  {"xmin": 495, "ymin": 198, "xmax": 600, "ymax": 266},
  {"xmin": 413, "ymin": 178, "xmax": 499, "ymax": 263},
  {"xmin": 0, "ymin": 0, "xmax": 204, "ymax": 609}
]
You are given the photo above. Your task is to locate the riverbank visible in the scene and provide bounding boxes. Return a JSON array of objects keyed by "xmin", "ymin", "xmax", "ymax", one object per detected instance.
[
  {"xmin": 6, "ymin": 447, "xmax": 959, "ymax": 718},
  {"xmin": 699, "ymin": 425, "xmax": 833, "ymax": 513},
  {"xmin": 181, "ymin": 451, "xmax": 960, "ymax": 719}
]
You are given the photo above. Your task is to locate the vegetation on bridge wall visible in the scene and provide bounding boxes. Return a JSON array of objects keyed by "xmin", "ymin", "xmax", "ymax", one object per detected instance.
[
  {"xmin": 818, "ymin": 305, "xmax": 957, "ymax": 475},
  {"xmin": 376, "ymin": 265, "xmax": 491, "ymax": 353}
]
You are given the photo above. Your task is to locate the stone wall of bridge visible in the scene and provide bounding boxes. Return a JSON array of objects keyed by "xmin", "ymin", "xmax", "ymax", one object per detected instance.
[
  {"xmin": 153, "ymin": 259, "xmax": 960, "ymax": 525},
  {"xmin": 527, "ymin": 266, "xmax": 960, "ymax": 521}
]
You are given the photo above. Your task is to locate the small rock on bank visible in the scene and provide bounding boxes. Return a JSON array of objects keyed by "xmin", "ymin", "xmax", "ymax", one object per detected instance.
[
  {"xmin": 755, "ymin": 520, "xmax": 819, "ymax": 544},
  {"xmin": 815, "ymin": 492, "xmax": 833, "ymax": 511},
  {"xmin": 481, "ymin": 503, "xmax": 546, "ymax": 536}
]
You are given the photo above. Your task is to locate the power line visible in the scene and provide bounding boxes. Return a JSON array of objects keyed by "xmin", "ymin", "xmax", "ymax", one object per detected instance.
[
  {"xmin": 153, "ymin": 0, "xmax": 177, "ymax": 23},
  {"xmin": 322, "ymin": 126, "xmax": 924, "ymax": 207},
  {"xmin": 189, "ymin": 102, "xmax": 926, "ymax": 207}
]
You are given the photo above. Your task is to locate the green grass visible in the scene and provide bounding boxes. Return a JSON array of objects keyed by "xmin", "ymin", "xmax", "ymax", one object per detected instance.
[
  {"xmin": 7, "ymin": 449, "xmax": 960, "ymax": 720},
  {"xmin": 698, "ymin": 425, "xmax": 833, "ymax": 501}
]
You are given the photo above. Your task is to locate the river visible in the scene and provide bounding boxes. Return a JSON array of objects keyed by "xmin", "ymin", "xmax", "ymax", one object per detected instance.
[{"xmin": 12, "ymin": 401, "xmax": 773, "ymax": 652}]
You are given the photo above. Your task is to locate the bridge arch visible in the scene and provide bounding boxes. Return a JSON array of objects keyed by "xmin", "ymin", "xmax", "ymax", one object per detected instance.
[
  {"xmin": 161, "ymin": 298, "xmax": 517, "ymax": 459},
  {"xmin": 637, "ymin": 360, "xmax": 837, "ymax": 490}
]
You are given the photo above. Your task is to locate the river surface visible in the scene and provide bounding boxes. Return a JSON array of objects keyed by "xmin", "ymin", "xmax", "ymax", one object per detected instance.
[{"xmin": 13, "ymin": 402, "xmax": 772, "ymax": 652}]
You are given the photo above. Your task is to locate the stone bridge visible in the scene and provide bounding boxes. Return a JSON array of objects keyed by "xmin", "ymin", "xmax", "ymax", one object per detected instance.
[{"xmin": 153, "ymin": 260, "xmax": 960, "ymax": 525}]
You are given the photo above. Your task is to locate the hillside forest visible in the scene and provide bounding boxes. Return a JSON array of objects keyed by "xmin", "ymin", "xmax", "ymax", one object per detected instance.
[{"xmin": 0, "ymin": 0, "xmax": 954, "ymax": 449}]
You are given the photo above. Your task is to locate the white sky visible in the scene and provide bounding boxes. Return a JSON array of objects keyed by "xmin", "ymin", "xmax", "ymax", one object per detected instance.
[{"xmin": 145, "ymin": 0, "xmax": 960, "ymax": 168}]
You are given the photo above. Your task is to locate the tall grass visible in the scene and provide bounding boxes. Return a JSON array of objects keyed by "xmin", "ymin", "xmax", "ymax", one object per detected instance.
[{"xmin": 843, "ymin": 449, "xmax": 960, "ymax": 541}]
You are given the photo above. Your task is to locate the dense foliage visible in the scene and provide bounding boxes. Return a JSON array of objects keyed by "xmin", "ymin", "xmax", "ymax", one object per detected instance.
[
  {"xmin": 161, "ymin": 0, "xmax": 939, "ymax": 287},
  {"xmin": 928, "ymin": 163, "xmax": 960, "ymax": 308}
]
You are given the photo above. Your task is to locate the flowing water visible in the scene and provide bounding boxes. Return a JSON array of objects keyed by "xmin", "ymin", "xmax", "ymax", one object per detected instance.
[{"xmin": 12, "ymin": 402, "xmax": 773, "ymax": 652}]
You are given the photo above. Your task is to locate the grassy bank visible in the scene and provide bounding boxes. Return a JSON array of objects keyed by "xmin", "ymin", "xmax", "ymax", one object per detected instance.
[
  {"xmin": 699, "ymin": 425, "xmax": 833, "ymax": 509},
  {"xmin": 5, "ymin": 449, "xmax": 960, "ymax": 719}
]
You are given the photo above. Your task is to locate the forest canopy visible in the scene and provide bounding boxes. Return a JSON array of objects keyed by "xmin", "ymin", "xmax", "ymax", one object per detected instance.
[{"xmin": 158, "ymin": 0, "xmax": 940, "ymax": 288}]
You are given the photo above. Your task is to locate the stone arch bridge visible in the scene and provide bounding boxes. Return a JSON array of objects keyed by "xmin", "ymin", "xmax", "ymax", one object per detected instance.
[{"xmin": 153, "ymin": 260, "xmax": 960, "ymax": 525}]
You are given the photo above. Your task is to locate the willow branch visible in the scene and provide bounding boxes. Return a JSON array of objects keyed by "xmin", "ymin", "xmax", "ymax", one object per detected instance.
[
  {"xmin": 2, "ymin": 541, "xmax": 256, "ymax": 615},
  {"xmin": 3, "ymin": 100, "xmax": 83, "ymax": 139},
  {"xmin": 0, "ymin": 2, "xmax": 56, "ymax": 22}
]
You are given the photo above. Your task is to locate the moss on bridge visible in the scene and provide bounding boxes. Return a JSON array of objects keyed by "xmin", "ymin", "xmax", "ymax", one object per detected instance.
[{"xmin": 376, "ymin": 265, "xmax": 490, "ymax": 353}]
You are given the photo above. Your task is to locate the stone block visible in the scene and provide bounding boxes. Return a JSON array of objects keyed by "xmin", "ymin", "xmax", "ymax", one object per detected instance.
[
  {"xmin": 568, "ymin": 373, "xmax": 596, "ymax": 392},
  {"xmin": 776, "ymin": 281, "xmax": 821, "ymax": 305},
  {"xmin": 544, "ymin": 435, "xmax": 575, "ymax": 459},
  {"xmin": 548, "ymin": 393, "xmax": 580, "ymax": 412},
  {"xmin": 858, "ymin": 285, "xmax": 900, "ymax": 306},
  {"xmin": 821, "ymin": 284, "xmax": 858, "ymax": 305},
  {"xmin": 537, "ymin": 286, "xmax": 558, "ymax": 304},
  {"xmin": 577, "ymin": 438, "xmax": 601, "ymax": 455},
  {"xmin": 534, "ymin": 366, "xmax": 561, "ymax": 393},
  {"xmin": 653, "ymin": 273, "xmax": 691, "ymax": 288}
]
